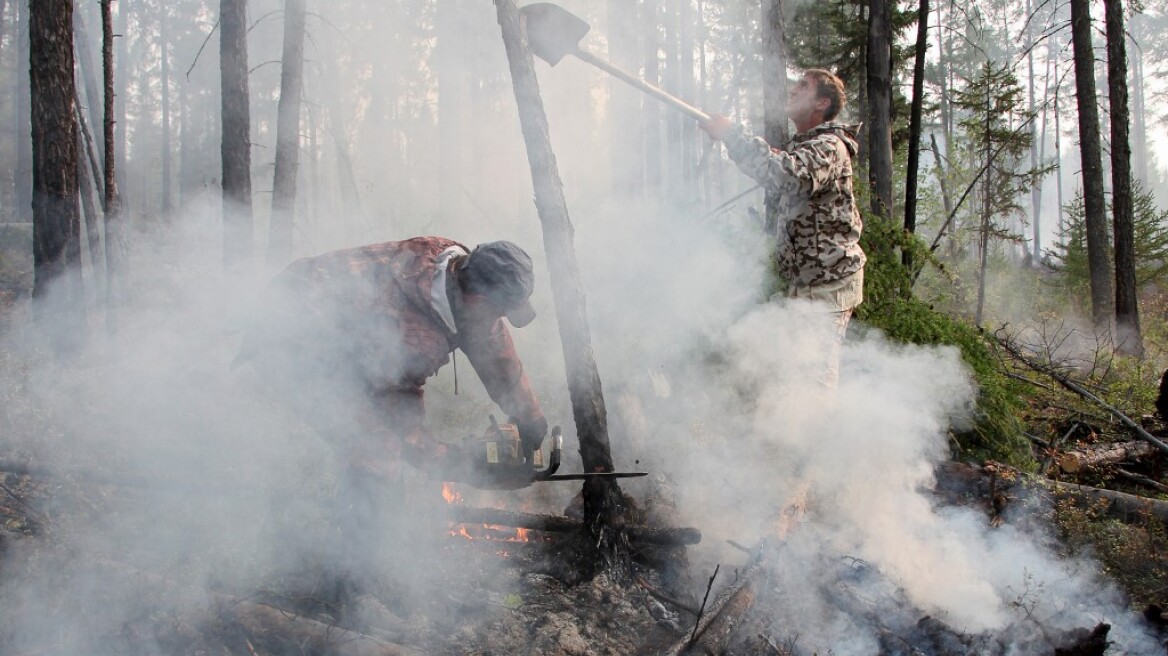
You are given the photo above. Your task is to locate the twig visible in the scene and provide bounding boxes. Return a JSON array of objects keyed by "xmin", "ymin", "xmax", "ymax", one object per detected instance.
[
  {"xmin": 185, "ymin": 20, "xmax": 219, "ymax": 79},
  {"xmin": 1115, "ymin": 468, "xmax": 1168, "ymax": 494},
  {"xmin": 1040, "ymin": 422, "xmax": 1081, "ymax": 475},
  {"xmin": 634, "ymin": 574, "xmax": 700, "ymax": 615},
  {"xmin": 1005, "ymin": 371, "xmax": 1056, "ymax": 392},
  {"xmin": 726, "ymin": 539, "xmax": 752, "ymax": 554},
  {"xmin": 689, "ymin": 564, "xmax": 720, "ymax": 645}
]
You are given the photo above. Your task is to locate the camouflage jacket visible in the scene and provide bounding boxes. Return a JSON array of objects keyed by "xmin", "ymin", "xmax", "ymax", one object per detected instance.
[
  {"xmin": 241, "ymin": 237, "xmax": 544, "ymax": 430},
  {"xmin": 723, "ymin": 121, "xmax": 866, "ymax": 289}
]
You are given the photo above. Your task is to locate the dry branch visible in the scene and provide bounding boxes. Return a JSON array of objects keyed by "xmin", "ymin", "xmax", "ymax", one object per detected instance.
[
  {"xmin": 665, "ymin": 546, "xmax": 769, "ymax": 655},
  {"xmin": 1058, "ymin": 440, "xmax": 1159, "ymax": 473},
  {"xmin": 446, "ymin": 506, "xmax": 701, "ymax": 546}
]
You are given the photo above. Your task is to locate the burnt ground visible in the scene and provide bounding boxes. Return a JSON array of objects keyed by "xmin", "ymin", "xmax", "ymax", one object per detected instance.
[{"xmin": 0, "ymin": 462, "xmax": 1164, "ymax": 656}]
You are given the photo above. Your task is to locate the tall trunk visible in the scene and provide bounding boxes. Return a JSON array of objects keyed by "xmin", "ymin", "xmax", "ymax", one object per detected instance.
[
  {"xmin": 494, "ymin": 0, "xmax": 626, "ymax": 571},
  {"xmin": 642, "ymin": 0, "xmax": 661, "ymax": 195},
  {"xmin": 30, "ymin": 0, "xmax": 85, "ymax": 350},
  {"xmin": 1068, "ymin": 0, "xmax": 1112, "ymax": 326},
  {"xmin": 267, "ymin": 0, "xmax": 306, "ymax": 266},
  {"xmin": 1054, "ymin": 80, "xmax": 1065, "ymax": 234},
  {"xmin": 101, "ymin": 0, "xmax": 122, "ymax": 334},
  {"xmin": 762, "ymin": 0, "xmax": 788, "ymax": 236},
  {"xmin": 1130, "ymin": 16, "xmax": 1148, "ymax": 186},
  {"xmin": 220, "ymin": 0, "xmax": 252, "ymax": 267},
  {"xmin": 159, "ymin": 4, "xmax": 171, "ymax": 214},
  {"xmin": 866, "ymin": 0, "xmax": 894, "ymax": 222},
  {"xmin": 75, "ymin": 109, "xmax": 101, "ymax": 288},
  {"xmin": 0, "ymin": 0, "xmax": 11, "ymax": 221},
  {"xmin": 679, "ymin": 0, "xmax": 697, "ymax": 191},
  {"xmin": 114, "ymin": 0, "xmax": 127, "ymax": 194},
  {"xmin": 1026, "ymin": 0, "xmax": 1041, "ymax": 262},
  {"xmin": 902, "ymin": 0, "xmax": 928, "ymax": 274},
  {"xmin": 607, "ymin": 0, "xmax": 642, "ymax": 197},
  {"xmin": 15, "ymin": 0, "xmax": 32, "ymax": 223},
  {"xmin": 1104, "ymin": 0, "xmax": 1140, "ymax": 354},
  {"xmin": 73, "ymin": 0, "xmax": 103, "ymax": 171},
  {"xmin": 975, "ymin": 82, "xmax": 992, "ymax": 327}
]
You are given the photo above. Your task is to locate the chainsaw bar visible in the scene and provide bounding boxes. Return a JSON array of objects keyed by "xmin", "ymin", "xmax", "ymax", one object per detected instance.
[{"xmin": 539, "ymin": 472, "xmax": 648, "ymax": 481}]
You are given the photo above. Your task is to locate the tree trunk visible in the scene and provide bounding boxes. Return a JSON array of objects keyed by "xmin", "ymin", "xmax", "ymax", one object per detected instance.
[
  {"xmin": 30, "ymin": 0, "xmax": 85, "ymax": 351},
  {"xmin": 902, "ymin": 0, "xmax": 928, "ymax": 272},
  {"xmin": 494, "ymin": 0, "xmax": 627, "ymax": 571},
  {"xmin": 75, "ymin": 104, "xmax": 102, "ymax": 294},
  {"xmin": 1130, "ymin": 16, "xmax": 1148, "ymax": 186},
  {"xmin": 1026, "ymin": 0, "xmax": 1041, "ymax": 263},
  {"xmin": 762, "ymin": 0, "xmax": 788, "ymax": 236},
  {"xmin": 1068, "ymin": 0, "xmax": 1112, "ymax": 327},
  {"xmin": 101, "ymin": 0, "xmax": 122, "ymax": 334},
  {"xmin": 866, "ymin": 0, "xmax": 894, "ymax": 223},
  {"xmin": 1104, "ymin": 0, "xmax": 1141, "ymax": 355},
  {"xmin": 975, "ymin": 82, "xmax": 992, "ymax": 327},
  {"xmin": 642, "ymin": 0, "xmax": 661, "ymax": 195},
  {"xmin": 267, "ymin": 0, "xmax": 306, "ymax": 266},
  {"xmin": 0, "ymin": 0, "xmax": 9, "ymax": 221},
  {"xmin": 1058, "ymin": 440, "xmax": 1158, "ymax": 473},
  {"xmin": 73, "ymin": 0, "xmax": 103, "ymax": 172},
  {"xmin": 607, "ymin": 0, "xmax": 642, "ymax": 197},
  {"xmin": 15, "ymin": 0, "xmax": 32, "ymax": 223},
  {"xmin": 220, "ymin": 0, "xmax": 252, "ymax": 267},
  {"xmin": 114, "ymin": 0, "xmax": 127, "ymax": 195},
  {"xmin": 159, "ymin": 3, "xmax": 171, "ymax": 214}
]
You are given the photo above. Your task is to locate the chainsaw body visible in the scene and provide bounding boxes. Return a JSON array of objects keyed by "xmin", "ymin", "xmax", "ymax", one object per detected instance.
[{"xmin": 465, "ymin": 416, "xmax": 562, "ymax": 485}]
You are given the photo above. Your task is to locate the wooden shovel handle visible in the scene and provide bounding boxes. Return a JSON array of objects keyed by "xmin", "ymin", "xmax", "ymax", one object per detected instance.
[{"xmin": 573, "ymin": 49, "xmax": 711, "ymax": 122}]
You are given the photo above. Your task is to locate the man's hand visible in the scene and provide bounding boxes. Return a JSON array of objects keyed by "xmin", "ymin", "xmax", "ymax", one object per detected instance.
[
  {"xmin": 699, "ymin": 114, "xmax": 733, "ymax": 141},
  {"xmin": 512, "ymin": 415, "xmax": 548, "ymax": 455}
]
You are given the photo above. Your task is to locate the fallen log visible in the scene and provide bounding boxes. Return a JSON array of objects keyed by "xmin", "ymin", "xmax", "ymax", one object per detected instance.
[
  {"xmin": 1049, "ymin": 480, "xmax": 1168, "ymax": 524},
  {"xmin": 446, "ymin": 506, "xmax": 701, "ymax": 546},
  {"xmin": 1058, "ymin": 440, "xmax": 1159, "ymax": 473},
  {"xmin": 224, "ymin": 599, "xmax": 423, "ymax": 656}
]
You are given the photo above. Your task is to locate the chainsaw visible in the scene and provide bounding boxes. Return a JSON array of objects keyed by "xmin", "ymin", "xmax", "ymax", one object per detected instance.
[{"xmin": 468, "ymin": 416, "xmax": 647, "ymax": 484}]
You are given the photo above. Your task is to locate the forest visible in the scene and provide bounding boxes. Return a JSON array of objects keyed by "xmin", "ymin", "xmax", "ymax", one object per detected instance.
[{"xmin": 3, "ymin": 0, "xmax": 1168, "ymax": 654}]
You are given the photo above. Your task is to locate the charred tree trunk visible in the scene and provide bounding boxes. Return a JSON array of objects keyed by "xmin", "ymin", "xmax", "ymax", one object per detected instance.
[
  {"xmin": 902, "ymin": 0, "xmax": 928, "ymax": 273},
  {"xmin": 101, "ymin": 0, "xmax": 122, "ymax": 334},
  {"xmin": 1104, "ymin": 0, "xmax": 1141, "ymax": 355},
  {"xmin": 30, "ymin": 0, "xmax": 85, "ymax": 351},
  {"xmin": 267, "ymin": 0, "xmax": 306, "ymax": 266},
  {"xmin": 220, "ymin": 0, "xmax": 252, "ymax": 267},
  {"xmin": 1069, "ymin": 0, "xmax": 1112, "ymax": 327},
  {"xmin": 494, "ymin": 0, "xmax": 628, "ymax": 571},
  {"xmin": 762, "ymin": 0, "xmax": 787, "ymax": 236},
  {"xmin": 866, "ymin": 0, "xmax": 894, "ymax": 224}
]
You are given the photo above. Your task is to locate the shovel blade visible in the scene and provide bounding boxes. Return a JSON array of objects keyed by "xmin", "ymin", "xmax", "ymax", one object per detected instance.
[{"xmin": 520, "ymin": 2, "xmax": 591, "ymax": 66}]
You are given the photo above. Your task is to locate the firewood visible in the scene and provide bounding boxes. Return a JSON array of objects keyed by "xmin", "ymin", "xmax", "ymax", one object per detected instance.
[
  {"xmin": 446, "ymin": 506, "xmax": 701, "ymax": 546},
  {"xmin": 1057, "ymin": 440, "xmax": 1159, "ymax": 473}
]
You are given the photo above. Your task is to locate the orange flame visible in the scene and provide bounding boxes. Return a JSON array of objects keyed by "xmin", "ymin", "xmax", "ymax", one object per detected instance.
[{"xmin": 442, "ymin": 483, "xmax": 463, "ymax": 505}]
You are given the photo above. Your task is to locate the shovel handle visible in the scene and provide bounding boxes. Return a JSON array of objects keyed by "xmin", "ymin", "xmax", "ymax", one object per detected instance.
[{"xmin": 572, "ymin": 49, "xmax": 710, "ymax": 122}]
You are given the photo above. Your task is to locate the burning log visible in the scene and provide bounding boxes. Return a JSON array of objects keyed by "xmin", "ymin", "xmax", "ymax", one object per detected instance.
[
  {"xmin": 1057, "ymin": 440, "xmax": 1159, "ymax": 473},
  {"xmin": 446, "ymin": 505, "xmax": 701, "ymax": 546}
]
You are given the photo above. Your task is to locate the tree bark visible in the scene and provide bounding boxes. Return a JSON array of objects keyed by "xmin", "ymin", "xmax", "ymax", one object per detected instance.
[
  {"xmin": 15, "ymin": 0, "xmax": 32, "ymax": 223},
  {"xmin": 75, "ymin": 105, "xmax": 102, "ymax": 292},
  {"xmin": 902, "ymin": 0, "xmax": 928, "ymax": 273},
  {"xmin": 1058, "ymin": 440, "xmax": 1158, "ymax": 474},
  {"xmin": 159, "ymin": 3, "xmax": 171, "ymax": 214},
  {"xmin": 0, "ymin": 0, "xmax": 9, "ymax": 221},
  {"xmin": 220, "ymin": 0, "xmax": 252, "ymax": 267},
  {"xmin": 30, "ymin": 0, "xmax": 85, "ymax": 350},
  {"xmin": 101, "ymin": 0, "xmax": 122, "ymax": 334},
  {"xmin": 762, "ymin": 0, "xmax": 788, "ymax": 236},
  {"xmin": 866, "ymin": 0, "xmax": 894, "ymax": 223},
  {"xmin": 114, "ymin": 0, "xmax": 127, "ymax": 195},
  {"xmin": 1026, "ymin": 0, "xmax": 1041, "ymax": 263},
  {"xmin": 72, "ymin": 0, "xmax": 103, "ymax": 173},
  {"xmin": 494, "ymin": 0, "xmax": 628, "ymax": 570},
  {"xmin": 1104, "ymin": 0, "xmax": 1141, "ymax": 355},
  {"xmin": 1129, "ymin": 16, "xmax": 1148, "ymax": 186},
  {"xmin": 1068, "ymin": 0, "xmax": 1112, "ymax": 327},
  {"xmin": 267, "ymin": 0, "xmax": 306, "ymax": 266}
]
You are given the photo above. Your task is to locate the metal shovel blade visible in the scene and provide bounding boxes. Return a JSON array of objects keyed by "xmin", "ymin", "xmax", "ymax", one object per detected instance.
[{"xmin": 520, "ymin": 2, "xmax": 590, "ymax": 66}]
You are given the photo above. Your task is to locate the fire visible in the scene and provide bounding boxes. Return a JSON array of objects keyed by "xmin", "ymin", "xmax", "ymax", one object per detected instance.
[
  {"xmin": 441, "ymin": 482, "xmax": 530, "ymax": 544},
  {"xmin": 442, "ymin": 483, "xmax": 463, "ymax": 505}
]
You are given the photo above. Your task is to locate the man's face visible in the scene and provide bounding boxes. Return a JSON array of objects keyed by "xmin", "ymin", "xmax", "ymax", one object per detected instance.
[{"xmin": 786, "ymin": 74, "xmax": 828, "ymax": 126}]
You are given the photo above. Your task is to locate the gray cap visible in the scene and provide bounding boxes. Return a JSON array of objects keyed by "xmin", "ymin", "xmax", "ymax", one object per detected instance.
[{"xmin": 461, "ymin": 241, "xmax": 537, "ymax": 327}]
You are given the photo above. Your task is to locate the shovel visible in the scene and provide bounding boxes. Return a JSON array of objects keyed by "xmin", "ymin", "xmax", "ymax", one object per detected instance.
[{"xmin": 520, "ymin": 2, "xmax": 710, "ymax": 122}]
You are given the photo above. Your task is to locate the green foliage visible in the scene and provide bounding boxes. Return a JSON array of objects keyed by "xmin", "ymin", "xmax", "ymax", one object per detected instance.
[
  {"xmin": 856, "ymin": 206, "xmax": 1033, "ymax": 467},
  {"xmin": 1047, "ymin": 181, "xmax": 1168, "ymax": 306}
]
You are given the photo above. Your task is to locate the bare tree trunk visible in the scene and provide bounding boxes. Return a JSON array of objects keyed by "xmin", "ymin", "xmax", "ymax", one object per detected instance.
[
  {"xmin": 159, "ymin": 4, "xmax": 171, "ymax": 214},
  {"xmin": 75, "ymin": 113, "xmax": 100, "ymax": 287},
  {"xmin": 267, "ymin": 0, "xmax": 306, "ymax": 266},
  {"xmin": 30, "ymin": 0, "xmax": 85, "ymax": 351},
  {"xmin": 1104, "ymin": 0, "xmax": 1141, "ymax": 355},
  {"xmin": 642, "ymin": 0, "xmax": 661, "ymax": 195},
  {"xmin": 1068, "ymin": 0, "xmax": 1112, "ymax": 327},
  {"xmin": 101, "ymin": 0, "xmax": 122, "ymax": 334},
  {"xmin": 73, "ymin": 0, "xmax": 102, "ymax": 169},
  {"xmin": 902, "ymin": 0, "xmax": 928, "ymax": 272},
  {"xmin": 975, "ymin": 84, "xmax": 992, "ymax": 327},
  {"xmin": 607, "ymin": 0, "xmax": 642, "ymax": 197},
  {"xmin": 1026, "ymin": 0, "xmax": 1041, "ymax": 263},
  {"xmin": 494, "ymin": 0, "xmax": 627, "ymax": 572},
  {"xmin": 866, "ymin": 0, "xmax": 894, "ymax": 223},
  {"xmin": 762, "ymin": 0, "xmax": 788, "ymax": 236},
  {"xmin": 15, "ymin": 0, "xmax": 32, "ymax": 223},
  {"xmin": 1130, "ymin": 16, "xmax": 1148, "ymax": 186},
  {"xmin": 220, "ymin": 0, "xmax": 252, "ymax": 267},
  {"xmin": 115, "ymin": 0, "xmax": 127, "ymax": 195}
]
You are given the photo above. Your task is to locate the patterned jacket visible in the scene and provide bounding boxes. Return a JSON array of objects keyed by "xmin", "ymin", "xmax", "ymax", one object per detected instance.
[
  {"xmin": 723, "ymin": 121, "xmax": 866, "ymax": 290},
  {"xmin": 237, "ymin": 237, "xmax": 544, "ymax": 467}
]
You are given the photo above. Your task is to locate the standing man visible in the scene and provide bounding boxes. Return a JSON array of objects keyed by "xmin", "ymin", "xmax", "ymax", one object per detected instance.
[{"xmin": 700, "ymin": 69, "xmax": 865, "ymax": 386}]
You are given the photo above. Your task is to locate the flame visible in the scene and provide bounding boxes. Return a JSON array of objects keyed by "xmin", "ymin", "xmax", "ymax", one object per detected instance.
[
  {"xmin": 442, "ymin": 483, "xmax": 463, "ymax": 505},
  {"xmin": 441, "ymin": 483, "xmax": 531, "ymax": 545}
]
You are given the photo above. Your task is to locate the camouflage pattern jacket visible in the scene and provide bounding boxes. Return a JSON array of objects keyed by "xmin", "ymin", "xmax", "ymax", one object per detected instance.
[
  {"xmin": 723, "ymin": 121, "xmax": 866, "ymax": 290},
  {"xmin": 238, "ymin": 237, "xmax": 544, "ymax": 461}
]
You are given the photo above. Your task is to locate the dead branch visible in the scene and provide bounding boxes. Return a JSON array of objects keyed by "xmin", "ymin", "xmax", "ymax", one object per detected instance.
[
  {"xmin": 635, "ymin": 575, "xmax": 700, "ymax": 615},
  {"xmin": 666, "ymin": 545, "xmax": 769, "ymax": 655},
  {"xmin": 1049, "ymin": 480, "xmax": 1168, "ymax": 524},
  {"xmin": 1114, "ymin": 468, "xmax": 1168, "ymax": 494},
  {"xmin": 995, "ymin": 335, "xmax": 1168, "ymax": 457},
  {"xmin": 1058, "ymin": 440, "xmax": 1159, "ymax": 473},
  {"xmin": 446, "ymin": 506, "xmax": 701, "ymax": 546}
]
